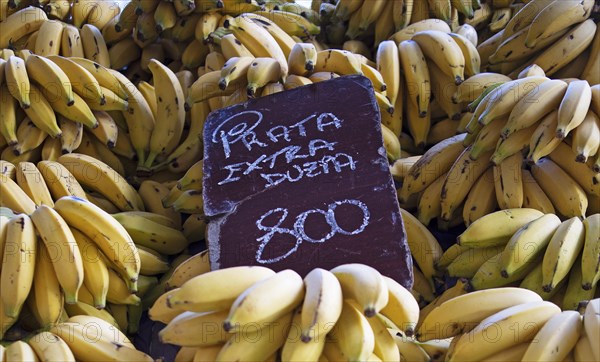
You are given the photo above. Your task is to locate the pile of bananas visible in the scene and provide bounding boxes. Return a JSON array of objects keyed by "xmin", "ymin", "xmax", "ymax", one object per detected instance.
[
  {"xmin": 0, "ymin": 315, "xmax": 153, "ymax": 361},
  {"xmin": 396, "ymin": 78, "xmax": 600, "ymax": 228},
  {"xmin": 149, "ymin": 262, "xmax": 600, "ymax": 362},
  {"xmin": 417, "ymin": 290, "xmax": 599, "ymax": 361},
  {"xmin": 150, "ymin": 263, "xmax": 427, "ymax": 361},
  {"xmin": 434, "ymin": 209, "xmax": 600, "ymax": 309}
]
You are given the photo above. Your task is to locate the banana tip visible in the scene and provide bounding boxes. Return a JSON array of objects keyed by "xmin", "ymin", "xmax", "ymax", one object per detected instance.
[
  {"xmin": 541, "ymin": 284, "xmax": 552, "ymax": 293},
  {"xmin": 300, "ymin": 334, "xmax": 312, "ymax": 343},
  {"xmin": 364, "ymin": 307, "xmax": 376, "ymax": 318},
  {"xmin": 67, "ymin": 99, "xmax": 75, "ymax": 107},
  {"xmin": 223, "ymin": 321, "xmax": 234, "ymax": 332}
]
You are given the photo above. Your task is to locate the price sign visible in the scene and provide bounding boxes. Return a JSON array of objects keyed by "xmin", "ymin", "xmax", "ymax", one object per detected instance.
[{"xmin": 203, "ymin": 75, "xmax": 413, "ymax": 288}]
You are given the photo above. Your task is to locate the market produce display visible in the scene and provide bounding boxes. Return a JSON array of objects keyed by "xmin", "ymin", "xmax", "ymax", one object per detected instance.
[{"xmin": 0, "ymin": 0, "xmax": 599, "ymax": 360}]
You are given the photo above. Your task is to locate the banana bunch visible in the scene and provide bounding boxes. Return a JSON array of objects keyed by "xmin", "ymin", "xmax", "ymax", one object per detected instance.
[
  {"xmin": 399, "ymin": 77, "xmax": 600, "ymax": 227},
  {"xmin": 150, "ymin": 263, "xmax": 424, "ymax": 361},
  {"xmin": 0, "ymin": 316, "xmax": 153, "ymax": 361},
  {"xmin": 475, "ymin": 0, "xmax": 598, "ymax": 83},
  {"xmin": 418, "ymin": 285, "xmax": 600, "ymax": 362},
  {"xmin": 435, "ymin": 209, "xmax": 600, "ymax": 311}
]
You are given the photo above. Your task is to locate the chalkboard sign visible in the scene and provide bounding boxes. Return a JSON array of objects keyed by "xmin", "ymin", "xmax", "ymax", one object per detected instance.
[{"xmin": 203, "ymin": 75, "xmax": 413, "ymax": 288}]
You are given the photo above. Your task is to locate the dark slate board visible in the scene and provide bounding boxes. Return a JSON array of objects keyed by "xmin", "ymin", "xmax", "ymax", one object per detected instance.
[{"xmin": 202, "ymin": 75, "xmax": 413, "ymax": 289}]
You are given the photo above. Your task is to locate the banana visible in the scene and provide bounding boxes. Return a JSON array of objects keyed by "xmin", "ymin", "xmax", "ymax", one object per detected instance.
[
  {"xmin": 313, "ymin": 49, "xmax": 362, "ymax": 77},
  {"xmin": 449, "ymin": 32, "xmax": 480, "ymax": 77},
  {"xmin": 218, "ymin": 56, "xmax": 253, "ymax": 91},
  {"xmin": 563, "ymin": 258, "xmax": 596, "ymax": 310},
  {"xmin": 324, "ymin": 299, "xmax": 375, "ymax": 361},
  {"xmin": 171, "ymin": 189, "xmax": 203, "ymax": 213},
  {"xmin": 0, "ymin": 214, "xmax": 36, "ymax": 317},
  {"xmin": 80, "ymin": 24, "xmax": 110, "ymax": 68},
  {"xmin": 417, "ymin": 287, "xmax": 542, "ymax": 341},
  {"xmin": 58, "ymin": 153, "xmax": 143, "ymax": 211},
  {"xmin": 299, "ymin": 268, "xmax": 342, "ymax": 342},
  {"xmin": 582, "ymin": 298, "xmax": 600, "ymax": 361},
  {"xmin": 531, "ymin": 158, "xmax": 588, "ymax": 218},
  {"xmin": 399, "ymin": 133, "xmax": 466, "ymax": 202},
  {"xmin": 580, "ymin": 214, "xmax": 600, "ymax": 291},
  {"xmin": 0, "ymin": 173, "xmax": 36, "ymax": 214},
  {"xmin": 37, "ymin": 160, "xmax": 87, "ymax": 200},
  {"xmin": 391, "ymin": 332, "xmax": 430, "ymax": 362},
  {"xmin": 51, "ymin": 318, "xmax": 152, "ymax": 361},
  {"xmin": 282, "ymin": 308, "xmax": 326, "ymax": 362},
  {"xmin": 27, "ymin": 242, "xmax": 64, "ymax": 327},
  {"xmin": 380, "ymin": 276, "xmax": 420, "ymax": 338},
  {"xmin": 440, "ymin": 145, "xmax": 492, "ymax": 221},
  {"xmin": 532, "ymin": 19, "xmax": 596, "ymax": 77},
  {"xmin": 458, "ymin": 208, "xmax": 544, "ymax": 248},
  {"xmin": 70, "ymin": 228, "xmax": 109, "ymax": 309},
  {"xmin": 13, "ymin": 117, "xmax": 47, "ymax": 156},
  {"xmin": 446, "ymin": 246, "xmax": 504, "ymax": 278},
  {"xmin": 219, "ymin": 33, "xmax": 253, "ymax": 59},
  {"xmin": 24, "ymin": 84, "xmax": 62, "ymax": 138},
  {"xmin": 27, "ymin": 331, "xmax": 75, "ymax": 362},
  {"xmin": 521, "ymin": 169, "xmax": 555, "ymax": 214},
  {"xmin": 401, "ymin": 208, "xmax": 443, "ymax": 288},
  {"xmin": 398, "ymin": 40, "xmax": 430, "ymax": 118},
  {"xmin": 490, "ymin": 24, "xmax": 569, "ymax": 65},
  {"xmin": 330, "ymin": 263, "xmax": 388, "ymax": 317},
  {"xmin": 0, "ymin": 84, "xmax": 18, "ymax": 145},
  {"xmin": 223, "ymin": 269, "xmax": 303, "ymax": 332},
  {"xmin": 0, "ymin": 160, "xmax": 16, "ymax": 178},
  {"xmin": 4, "ymin": 341, "xmax": 38, "ymax": 362},
  {"xmin": 217, "ymin": 312, "xmax": 292, "ymax": 361},
  {"xmin": 448, "ymin": 301, "xmax": 561, "ymax": 361},
  {"xmin": 137, "ymin": 180, "xmax": 182, "ymax": 226},
  {"xmin": 333, "ymin": 0, "xmax": 363, "ymax": 21},
  {"xmin": 154, "ymin": 1, "xmax": 177, "ymax": 32},
  {"xmin": 59, "ymin": 24, "xmax": 84, "ymax": 58},
  {"xmin": 542, "ymin": 217, "xmax": 586, "ymax": 293},
  {"xmin": 251, "ymin": 9, "xmax": 320, "ymax": 37},
  {"xmin": 390, "ymin": 156, "xmax": 422, "ymax": 182},
  {"xmin": 574, "ymin": 332, "xmax": 596, "ymax": 362},
  {"xmin": 106, "ymin": 267, "xmax": 140, "ymax": 304},
  {"xmin": 246, "ymin": 57, "xmax": 283, "ymax": 97},
  {"xmin": 0, "ymin": 6, "xmax": 48, "ymax": 49},
  {"xmin": 582, "ymin": 25, "xmax": 600, "ymax": 85},
  {"xmin": 30, "ymin": 205, "xmax": 84, "ymax": 304},
  {"xmin": 287, "ymin": 43, "xmax": 317, "ymax": 77},
  {"xmin": 181, "ymin": 213, "xmax": 206, "ymax": 243},
  {"xmin": 15, "ymin": 161, "xmax": 53, "ymax": 207},
  {"xmin": 499, "ymin": 213, "xmax": 561, "ymax": 279},
  {"xmin": 5, "ymin": 55, "xmax": 30, "ymax": 109},
  {"xmin": 557, "ymin": 79, "xmax": 592, "ymax": 139},
  {"xmin": 164, "ymin": 251, "xmax": 209, "ymax": 288},
  {"xmin": 167, "ymin": 266, "xmax": 276, "ymax": 312},
  {"xmin": 572, "ymin": 110, "xmax": 600, "ymax": 163},
  {"xmin": 525, "ymin": 0, "xmax": 594, "ymax": 48},
  {"xmin": 224, "ymin": 15, "xmax": 288, "ymax": 77},
  {"xmin": 34, "ymin": 20, "xmax": 63, "ymax": 56},
  {"xmin": 144, "ymin": 59, "xmax": 186, "ymax": 167},
  {"xmin": 46, "ymin": 55, "xmax": 105, "ymax": 106},
  {"xmin": 176, "ymin": 159, "xmax": 202, "ymax": 192},
  {"xmin": 494, "ymin": 151, "xmax": 525, "ymax": 209},
  {"xmin": 26, "ymin": 54, "xmax": 74, "ymax": 107},
  {"xmin": 527, "ymin": 310, "xmax": 583, "ymax": 360},
  {"xmin": 462, "ymin": 168, "xmax": 497, "ymax": 226},
  {"xmin": 87, "ymin": 111, "xmax": 117, "ymax": 148},
  {"xmin": 108, "ymin": 37, "xmax": 141, "ymax": 71},
  {"xmin": 518, "ymin": 64, "xmax": 546, "ymax": 79},
  {"xmin": 469, "ymin": 116, "xmax": 506, "ymax": 160},
  {"xmin": 376, "ymin": 40, "xmax": 400, "ymax": 106},
  {"xmin": 113, "ymin": 212, "xmax": 188, "ymax": 255},
  {"xmin": 415, "ymin": 171, "xmax": 446, "ymax": 226},
  {"xmin": 527, "ymin": 109, "xmax": 561, "ymax": 163},
  {"xmin": 69, "ymin": 58, "xmax": 127, "ymax": 100},
  {"xmin": 412, "ymin": 30, "xmax": 465, "ymax": 85},
  {"xmin": 404, "ymin": 91, "xmax": 430, "ymax": 149},
  {"xmin": 159, "ymin": 309, "xmax": 229, "ymax": 347},
  {"xmin": 502, "ymin": 79, "xmax": 568, "ymax": 139},
  {"xmin": 148, "ymin": 288, "xmax": 184, "ymax": 324},
  {"xmin": 479, "ymin": 76, "xmax": 548, "ymax": 126},
  {"xmin": 186, "ymin": 70, "xmax": 237, "ymax": 106},
  {"xmin": 53, "ymin": 196, "xmax": 141, "ymax": 287}
]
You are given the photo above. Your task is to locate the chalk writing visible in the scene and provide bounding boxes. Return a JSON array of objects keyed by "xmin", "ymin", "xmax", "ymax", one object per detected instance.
[{"xmin": 255, "ymin": 199, "xmax": 370, "ymax": 264}]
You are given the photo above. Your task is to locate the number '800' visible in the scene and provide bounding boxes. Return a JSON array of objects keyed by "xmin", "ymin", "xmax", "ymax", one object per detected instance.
[{"xmin": 255, "ymin": 199, "xmax": 370, "ymax": 264}]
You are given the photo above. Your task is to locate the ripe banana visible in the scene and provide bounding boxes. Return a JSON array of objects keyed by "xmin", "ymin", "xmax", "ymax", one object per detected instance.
[
  {"xmin": 542, "ymin": 217, "xmax": 586, "ymax": 293},
  {"xmin": 458, "ymin": 208, "xmax": 544, "ymax": 248},
  {"xmin": 299, "ymin": 268, "xmax": 343, "ymax": 342},
  {"xmin": 27, "ymin": 331, "xmax": 75, "ymax": 362},
  {"xmin": 1, "ymin": 213, "xmax": 36, "ymax": 317},
  {"xmin": 521, "ymin": 310, "xmax": 581, "ymax": 361},
  {"xmin": 246, "ymin": 57, "xmax": 282, "ymax": 97},
  {"xmin": 5, "ymin": 55, "xmax": 30, "ymax": 109},
  {"xmin": 53, "ymin": 196, "xmax": 141, "ymax": 287},
  {"xmin": 331, "ymin": 263, "xmax": 389, "ymax": 317},
  {"xmin": 557, "ymin": 79, "xmax": 592, "ymax": 139},
  {"xmin": 412, "ymin": 30, "xmax": 465, "ymax": 85},
  {"xmin": 376, "ymin": 40, "xmax": 400, "ymax": 106},
  {"xmin": 572, "ymin": 110, "xmax": 600, "ymax": 163},
  {"xmin": 521, "ymin": 169, "xmax": 555, "ymax": 214}
]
